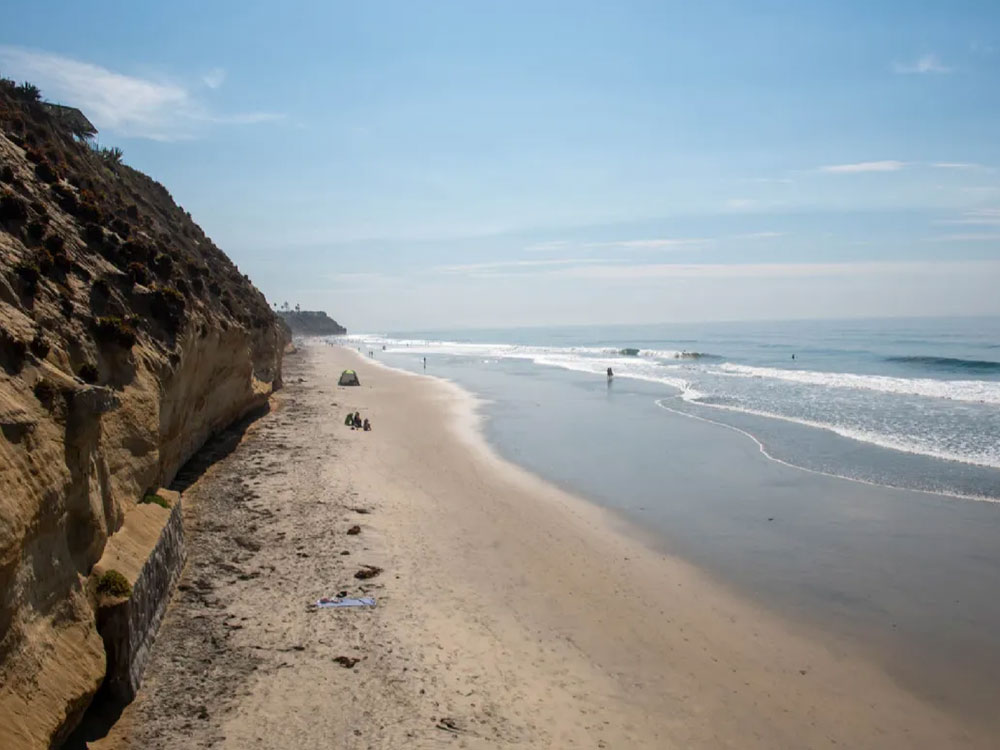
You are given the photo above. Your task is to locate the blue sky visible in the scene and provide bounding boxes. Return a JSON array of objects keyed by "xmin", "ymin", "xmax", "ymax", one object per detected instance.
[{"xmin": 3, "ymin": 1, "xmax": 999, "ymax": 330}]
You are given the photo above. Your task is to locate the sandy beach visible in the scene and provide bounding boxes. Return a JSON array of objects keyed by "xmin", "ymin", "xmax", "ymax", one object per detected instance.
[{"xmin": 93, "ymin": 342, "xmax": 991, "ymax": 749}]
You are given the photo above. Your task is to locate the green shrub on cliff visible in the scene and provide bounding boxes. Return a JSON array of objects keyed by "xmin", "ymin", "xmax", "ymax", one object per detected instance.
[
  {"xmin": 152, "ymin": 252, "xmax": 173, "ymax": 277},
  {"xmin": 96, "ymin": 569, "xmax": 131, "ymax": 599},
  {"xmin": 126, "ymin": 261, "xmax": 150, "ymax": 286},
  {"xmin": 141, "ymin": 493, "xmax": 171, "ymax": 509},
  {"xmin": 151, "ymin": 285, "xmax": 186, "ymax": 334},
  {"xmin": 34, "ymin": 159, "xmax": 59, "ymax": 184},
  {"xmin": 101, "ymin": 146, "xmax": 124, "ymax": 166},
  {"xmin": 14, "ymin": 260, "xmax": 40, "ymax": 294},
  {"xmin": 15, "ymin": 82, "xmax": 41, "ymax": 103},
  {"xmin": 93, "ymin": 316, "xmax": 137, "ymax": 348}
]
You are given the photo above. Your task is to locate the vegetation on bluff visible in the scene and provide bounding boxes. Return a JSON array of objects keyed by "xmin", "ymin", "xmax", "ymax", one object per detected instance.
[{"xmin": 0, "ymin": 74, "xmax": 282, "ymax": 386}]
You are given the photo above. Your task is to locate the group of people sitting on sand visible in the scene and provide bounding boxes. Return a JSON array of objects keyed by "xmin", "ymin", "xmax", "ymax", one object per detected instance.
[{"xmin": 344, "ymin": 411, "xmax": 371, "ymax": 431}]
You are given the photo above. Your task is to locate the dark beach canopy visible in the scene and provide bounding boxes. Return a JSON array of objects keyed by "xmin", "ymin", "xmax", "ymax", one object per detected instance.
[{"xmin": 339, "ymin": 369, "xmax": 360, "ymax": 386}]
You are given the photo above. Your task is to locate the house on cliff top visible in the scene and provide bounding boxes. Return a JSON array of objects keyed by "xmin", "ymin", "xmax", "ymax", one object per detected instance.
[{"xmin": 41, "ymin": 102, "xmax": 97, "ymax": 139}]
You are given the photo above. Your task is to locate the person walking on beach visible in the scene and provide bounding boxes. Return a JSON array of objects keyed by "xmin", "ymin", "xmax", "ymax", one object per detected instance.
[
  {"xmin": 423, "ymin": 357, "xmax": 426, "ymax": 369},
  {"xmin": 607, "ymin": 367, "xmax": 614, "ymax": 379}
]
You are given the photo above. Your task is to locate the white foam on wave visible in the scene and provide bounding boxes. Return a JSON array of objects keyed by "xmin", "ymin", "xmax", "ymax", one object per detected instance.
[
  {"xmin": 716, "ymin": 363, "xmax": 1000, "ymax": 405},
  {"xmin": 343, "ymin": 334, "xmax": 692, "ymax": 367},
  {"xmin": 531, "ymin": 353, "xmax": 697, "ymax": 394},
  {"xmin": 343, "ymin": 333, "xmax": 705, "ymax": 397},
  {"xmin": 342, "ymin": 332, "xmax": 998, "ymax": 470},
  {"xmin": 655, "ymin": 399, "xmax": 999, "ymax": 503},
  {"xmin": 677, "ymin": 394, "xmax": 1000, "ymax": 470}
]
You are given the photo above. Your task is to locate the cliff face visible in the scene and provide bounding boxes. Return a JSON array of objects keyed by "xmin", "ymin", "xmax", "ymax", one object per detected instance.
[
  {"xmin": 278, "ymin": 309, "xmax": 346, "ymax": 336},
  {"xmin": 0, "ymin": 84, "xmax": 287, "ymax": 747}
]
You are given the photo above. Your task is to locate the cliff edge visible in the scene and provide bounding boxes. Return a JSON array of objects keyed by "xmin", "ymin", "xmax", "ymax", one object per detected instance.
[{"xmin": 0, "ymin": 82, "xmax": 288, "ymax": 747}]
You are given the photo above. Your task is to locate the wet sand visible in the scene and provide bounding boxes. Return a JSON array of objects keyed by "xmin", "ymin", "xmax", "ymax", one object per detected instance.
[
  {"xmin": 412, "ymin": 355, "xmax": 1000, "ymax": 726},
  {"xmin": 95, "ymin": 342, "xmax": 990, "ymax": 748}
]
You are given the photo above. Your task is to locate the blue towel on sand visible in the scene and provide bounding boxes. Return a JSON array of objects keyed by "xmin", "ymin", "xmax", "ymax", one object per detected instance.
[{"xmin": 315, "ymin": 597, "xmax": 376, "ymax": 608}]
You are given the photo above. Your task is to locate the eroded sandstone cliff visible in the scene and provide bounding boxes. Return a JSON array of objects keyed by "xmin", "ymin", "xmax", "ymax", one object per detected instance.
[{"xmin": 0, "ymin": 83, "xmax": 287, "ymax": 747}]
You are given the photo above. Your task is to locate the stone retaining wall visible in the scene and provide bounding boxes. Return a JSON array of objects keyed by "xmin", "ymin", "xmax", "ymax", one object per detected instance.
[{"xmin": 95, "ymin": 491, "xmax": 186, "ymax": 702}]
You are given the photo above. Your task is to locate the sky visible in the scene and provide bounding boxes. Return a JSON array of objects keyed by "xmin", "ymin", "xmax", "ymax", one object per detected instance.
[{"xmin": 2, "ymin": 1, "xmax": 1000, "ymax": 331}]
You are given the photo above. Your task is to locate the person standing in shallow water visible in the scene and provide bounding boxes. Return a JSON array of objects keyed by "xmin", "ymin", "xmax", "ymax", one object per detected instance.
[{"xmin": 607, "ymin": 367, "xmax": 613, "ymax": 379}]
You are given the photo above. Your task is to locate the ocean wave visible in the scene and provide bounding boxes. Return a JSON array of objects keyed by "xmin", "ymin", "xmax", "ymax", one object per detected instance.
[
  {"xmin": 530, "ymin": 354, "xmax": 697, "ymax": 394},
  {"xmin": 656, "ymin": 399, "xmax": 1000, "ymax": 499},
  {"xmin": 345, "ymin": 332, "xmax": 1000, "ymax": 474},
  {"xmin": 884, "ymin": 355, "xmax": 1000, "ymax": 373},
  {"xmin": 676, "ymin": 396, "xmax": 1000, "ymax": 470},
  {"xmin": 642, "ymin": 349, "xmax": 720, "ymax": 360},
  {"xmin": 715, "ymin": 363, "xmax": 1000, "ymax": 405},
  {"xmin": 343, "ymin": 334, "xmax": 715, "ymax": 364}
]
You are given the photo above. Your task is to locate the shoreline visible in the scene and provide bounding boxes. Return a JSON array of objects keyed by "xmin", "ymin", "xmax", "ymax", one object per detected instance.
[
  {"xmin": 356, "ymin": 343, "xmax": 1000, "ymax": 728},
  {"xmin": 98, "ymin": 341, "xmax": 991, "ymax": 748},
  {"xmin": 655, "ymin": 397, "xmax": 998, "ymax": 504}
]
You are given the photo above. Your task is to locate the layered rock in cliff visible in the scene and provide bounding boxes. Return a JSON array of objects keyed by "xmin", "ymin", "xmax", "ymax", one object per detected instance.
[
  {"xmin": 278, "ymin": 309, "xmax": 346, "ymax": 336},
  {"xmin": 0, "ymin": 82, "xmax": 288, "ymax": 747}
]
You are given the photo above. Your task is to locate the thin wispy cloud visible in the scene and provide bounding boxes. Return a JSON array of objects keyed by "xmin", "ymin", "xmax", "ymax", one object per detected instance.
[
  {"xmin": 732, "ymin": 231, "xmax": 786, "ymax": 239},
  {"xmin": 435, "ymin": 232, "xmax": 788, "ymax": 278},
  {"xmin": 522, "ymin": 240, "xmax": 573, "ymax": 253},
  {"xmin": 202, "ymin": 67, "xmax": 227, "ymax": 89},
  {"xmin": 819, "ymin": 160, "xmax": 907, "ymax": 174},
  {"xmin": 925, "ymin": 232, "xmax": 1000, "ymax": 242},
  {"xmin": 934, "ymin": 208, "xmax": 1000, "ymax": 226},
  {"xmin": 325, "ymin": 271, "xmax": 392, "ymax": 287},
  {"xmin": 0, "ymin": 46, "xmax": 281, "ymax": 140},
  {"xmin": 523, "ymin": 232, "xmax": 781, "ymax": 260},
  {"xmin": 434, "ymin": 258, "xmax": 617, "ymax": 275},
  {"xmin": 599, "ymin": 238, "xmax": 711, "ymax": 250},
  {"xmin": 892, "ymin": 54, "xmax": 953, "ymax": 74},
  {"xmin": 551, "ymin": 260, "xmax": 1000, "ymax": 281},
  {"xmin": 931, "ymin": 162, "xmax": 991, "ymax": 170},
  {"xmin": 523, "ymin": 237, "xmax": 712, "ymax": 254}
]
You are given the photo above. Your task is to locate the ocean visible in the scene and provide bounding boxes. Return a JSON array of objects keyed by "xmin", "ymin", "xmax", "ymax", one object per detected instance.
[
  {"xmin": 337, "ymin": 316, "xmax": 1000, "ymax": 721},
  {"xmin": 344, "ymin": 316, "xmax": 1000, "ymax": 501}
]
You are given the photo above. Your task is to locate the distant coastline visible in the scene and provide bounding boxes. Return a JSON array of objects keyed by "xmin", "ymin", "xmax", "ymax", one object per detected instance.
[{"xmin": 277, "ymin": 309, "xmax": 346, "ymax": 336}]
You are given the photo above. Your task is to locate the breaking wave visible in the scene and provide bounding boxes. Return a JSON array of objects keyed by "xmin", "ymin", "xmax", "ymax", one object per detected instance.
[
  {"xmin": 716, "ymin": 363, "xmax": 1000, "ymax": 405},
  {"xmin": 884, "ymin": 355, "xmax": 1000, "ymax": 374},
  {"xmin": 341, "ymin": 331, "xmax": 1000, "ymax": 474}
]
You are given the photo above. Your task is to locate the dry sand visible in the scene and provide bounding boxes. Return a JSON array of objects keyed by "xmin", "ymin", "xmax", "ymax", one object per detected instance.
[{"xmin": 95, "ymin": 342, "xmax": 990, "ymax": 749}]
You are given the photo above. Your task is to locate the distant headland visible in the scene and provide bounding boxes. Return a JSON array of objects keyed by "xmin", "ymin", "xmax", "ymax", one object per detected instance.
[{"xmin": 277, "ymin": 308, "xmax": 347, "ymax": 336}]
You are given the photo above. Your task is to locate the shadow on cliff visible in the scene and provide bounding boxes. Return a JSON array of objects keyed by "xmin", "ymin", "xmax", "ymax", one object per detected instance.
[
  {"xmin": 60, "ymin": 682, "xmax": 127, "ymax": 750},
  {"xmin": 169, "ymin": 402, "xmax": 271, "ymax": 493},
  {"xmin": 59, "ymin": 402, "xmax": 271, "ymax": 749}
]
